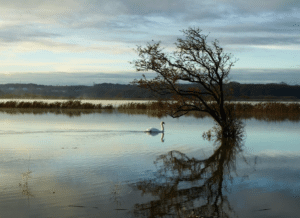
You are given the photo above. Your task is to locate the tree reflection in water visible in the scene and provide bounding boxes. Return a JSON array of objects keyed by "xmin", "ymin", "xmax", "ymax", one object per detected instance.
[{"xmin": 131, "ymin": 120, "xmax": 246, "ymax": 218}]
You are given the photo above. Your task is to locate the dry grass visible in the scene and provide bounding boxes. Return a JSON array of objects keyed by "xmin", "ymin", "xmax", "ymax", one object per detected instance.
[
  {"xmin": 0, "ymin": 100, "xmax": 103, "ymax": 109},
  {"xmin": 117, "ymin": 101, "xmax": 167, "ymax": 110},
  {"xmin": 117, "ymin": 101, "xmax": 300, "ymax": 121},
  {"xmin": 0, "ymin": 100, "xmax": 299, "ymax": 114},
  {"xmin": 234, "ymin": 102, "xmax": 300, "ymax": 114},
  {"xmin": 0, "ymin": 100, "xmax": 299, "ymax": 121}
]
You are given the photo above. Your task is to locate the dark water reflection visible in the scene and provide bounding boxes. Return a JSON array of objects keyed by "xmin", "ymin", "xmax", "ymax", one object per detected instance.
[{"xmin": 131, "ymin": 126, "xmax": 246, "ymax": 218}]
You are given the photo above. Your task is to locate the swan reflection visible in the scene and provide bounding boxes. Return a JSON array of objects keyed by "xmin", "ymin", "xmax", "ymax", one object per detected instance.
[{"xmin": 145, "ymin": 132, "xmax": 164, "ymax": 142}]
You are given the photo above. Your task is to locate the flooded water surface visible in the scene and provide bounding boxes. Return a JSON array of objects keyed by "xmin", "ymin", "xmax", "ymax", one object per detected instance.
[{"xmin": 0, "ymin": 110, "xmax": 299, "ymax": 218}]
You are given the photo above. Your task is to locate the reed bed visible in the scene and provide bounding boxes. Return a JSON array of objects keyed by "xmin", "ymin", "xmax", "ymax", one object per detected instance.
[
  {"xmin": 117, "ymin": 101, "xmax": 168, "ymax": 110},
  {"xmin": 233, "ymin": 102, "xmax": 300, "ymax": 114},
  {"xmin": 0, "ymin": 100, "xmax": 112, "ymax": 109},
  {"xmin": 116, "ymin": 101, "xmax": 300, "ymax": 122},
  {"xmin": 0, "ymin": 100, "xmax": 299, "ymax": 121},
  {"xmin": 0, "ymin": 108, "xmax": 107, "ymax": 118},
  {"xmin": 0, "ymin": 100, "xmax": 299, "ymax": 114}
]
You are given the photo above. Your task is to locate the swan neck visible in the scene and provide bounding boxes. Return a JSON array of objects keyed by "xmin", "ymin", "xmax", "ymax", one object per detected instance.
[{"xmin": 161, "ymin": 123, "xmax": 164, "ymax": 132}]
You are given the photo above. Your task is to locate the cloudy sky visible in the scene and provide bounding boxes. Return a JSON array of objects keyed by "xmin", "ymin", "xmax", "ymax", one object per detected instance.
[{"xmin": 0, "ymin": 0, "xmax": 299, "ymax": 85}]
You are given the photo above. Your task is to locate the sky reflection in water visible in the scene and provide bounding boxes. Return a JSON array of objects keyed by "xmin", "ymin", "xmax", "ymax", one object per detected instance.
[{"xmin": 0, "ymin": 110, "xmax": 299, "ymax": 217}]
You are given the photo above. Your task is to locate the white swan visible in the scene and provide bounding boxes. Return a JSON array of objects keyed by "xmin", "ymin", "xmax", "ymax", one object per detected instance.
[{"xmin": 145, "ymin": 121, "xmax": 165, "ymax": 134}]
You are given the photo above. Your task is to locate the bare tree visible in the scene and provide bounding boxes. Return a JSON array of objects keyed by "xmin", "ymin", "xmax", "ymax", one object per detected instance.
[{"xmin": 131, "ymin": 27, "xmax": 239, "ymax": 136}]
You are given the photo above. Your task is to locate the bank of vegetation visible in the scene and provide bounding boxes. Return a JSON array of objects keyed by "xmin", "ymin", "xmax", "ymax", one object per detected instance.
[
  {"xmin": 117, "ymin": 101, "xmax": 300, "ymax": 121},
  {"xmin": 0, "ymin": 100, "xmax": 299, "ymax": 114},
  {"xmin": 0, "ymin": 100, "xmax": 113, "ymax": 109},
  {"xmin": 0, "ymin": 100, "xmax": 298, "ymax": 121}
]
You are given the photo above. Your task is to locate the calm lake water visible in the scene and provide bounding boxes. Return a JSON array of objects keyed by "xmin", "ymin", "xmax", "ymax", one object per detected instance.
[{"xmin": 0, "ymin": 109, "xmax": 299, "ymax": 218}]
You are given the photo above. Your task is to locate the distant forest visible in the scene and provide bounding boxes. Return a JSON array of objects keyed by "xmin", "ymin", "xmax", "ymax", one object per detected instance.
[{"xmin": 0, "ymin": 82, "xmax": 299, "ymax": 101}]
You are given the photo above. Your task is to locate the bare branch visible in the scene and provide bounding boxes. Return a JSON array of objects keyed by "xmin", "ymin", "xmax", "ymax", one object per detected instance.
[{"xmin": 131, "ymin": 27, "xmax": 238, "ymax": 130}]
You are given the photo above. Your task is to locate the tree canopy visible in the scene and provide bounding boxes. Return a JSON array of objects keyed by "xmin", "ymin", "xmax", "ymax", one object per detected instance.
[{"xmin": 131, "ymin": 27, "xmax": 239, "ymax": 133}]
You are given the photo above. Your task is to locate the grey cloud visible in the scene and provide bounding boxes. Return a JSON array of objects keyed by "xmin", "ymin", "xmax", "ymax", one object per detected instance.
[
  {"xmin": 221, "ymin": 35, "xmax": 300, "ymax": 46},
  {"xmin": 216, "ymin": 23, "xmax": 300, "ymax": 34},
  {"xmin": 0, "ymin": 25, "xmax": 60, "ymax": 43},
  {"xmin": 87, "ymin": 0, "xmax": 188, "ymax": 16},
  {"xmin": 74, "ymin": 15, "xmax": 157, "ymax": 32},
  {"xmin": 0, "ymin": 0, "xmax": 188, "ymax": 24},
  {"xmin": 218, "ymin": 0, "xmax": 300, "ymax": 14},
  {"xmin": 0, "ymin": 1, "xmax": 234, "ymax": 30},
  {"xmin": 67, "ymin": 1, "xmax": 300, "ymax": 49},
  {"xmin": 0, "ymin": 0, "xmax": 299, "ymax": 24},
  {"xmin": 0, "ymin": 0, "xmax": 299, "ymax": 54}
]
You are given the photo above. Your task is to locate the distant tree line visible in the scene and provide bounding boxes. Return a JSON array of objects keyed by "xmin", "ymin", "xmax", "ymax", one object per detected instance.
[
  {"xmin": 228, "ymin": 82, "xmax": 300, "ymax": 100},
  {"xmin": 0, "ymin": 82, "xmax": 298, "ymax": 100}
]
